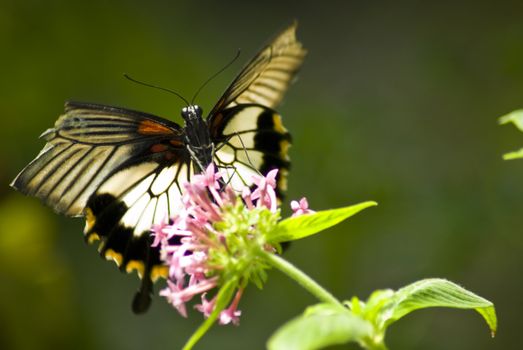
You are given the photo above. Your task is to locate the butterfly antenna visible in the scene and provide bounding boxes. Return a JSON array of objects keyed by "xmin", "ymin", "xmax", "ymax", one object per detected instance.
[
  {"xmin": 124, "ymin": 73, "xmax": 190, "ymax": 106},
  {"xmin": 191, "ymin": 49, "xmax": 241, "ymax": 105}
]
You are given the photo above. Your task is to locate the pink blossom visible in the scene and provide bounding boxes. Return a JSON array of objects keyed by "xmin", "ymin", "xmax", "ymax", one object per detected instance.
[
  {"xmin": 242, "ymin": 187, "xmax": 254, "ymax": 210},
  {"xmin": 291, "ymin": 197, "xmax": 314, "ymax": 216},
  {"xmin": 194, "ymin": 293, "xmax": 216, "ymax": 318},
  {"xmin": 191, "ymin": 163, "xmax": 224, "ymax": 205},
  {"xmin": 155, "ymin": 164, "xmax": 282, "ymax": 324},
  {"xmin": 219, "ymin": 289, "xmax": 243, "ymax": 326},
  {"xmin": 151, "ymin": 219, "xmax": 170, "ymax": 248},
  {"xmin": 251, "ymin": 169, "xmax": 278, "ymax": 212},
  {"xmin": 159, "ymin": 280, "xmax": 190, "ymax": 317}
]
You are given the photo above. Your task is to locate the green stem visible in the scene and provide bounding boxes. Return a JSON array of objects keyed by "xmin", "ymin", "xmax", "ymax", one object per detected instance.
[
  {"xmin": 182, "ymin": 279, "xmax": 236, "ymax": 350},
  {"xmin": 261, "ymin": 250, "xmax": 343, "ymax": 307}
]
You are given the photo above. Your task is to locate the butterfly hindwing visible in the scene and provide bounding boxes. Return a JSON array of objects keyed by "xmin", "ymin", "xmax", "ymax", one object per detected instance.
[
  {"xmin": 210, "ymin": 104, "xmax": 291, "ymax": 195},
  {"xmin": 84, "ymin": 159, "xmax": 195, "ymax": 313},
  {"xmin": 85, "ymin": 160, "xmax": 193, "ymax": 271}
]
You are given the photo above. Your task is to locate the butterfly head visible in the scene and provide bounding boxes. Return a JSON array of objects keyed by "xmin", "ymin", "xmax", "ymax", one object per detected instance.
[{"xmin": 181, "ymin": 105, "xmax": 203, "ymax": 122}]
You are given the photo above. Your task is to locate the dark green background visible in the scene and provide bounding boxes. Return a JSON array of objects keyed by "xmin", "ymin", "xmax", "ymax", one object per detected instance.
[{"xmin": 1, "ymin": 1, "xmax": 522, "ymax": 349}]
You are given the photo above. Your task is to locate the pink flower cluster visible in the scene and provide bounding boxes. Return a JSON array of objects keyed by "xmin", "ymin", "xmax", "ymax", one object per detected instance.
[{"xmin": 152, "ymin": 164, "xmax": 312, "ymax": 325}]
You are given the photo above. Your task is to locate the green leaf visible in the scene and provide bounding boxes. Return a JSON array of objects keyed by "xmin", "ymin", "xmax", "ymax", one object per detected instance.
[
  {"xmin": 499, "ymin": 109, "xmax": 523, "ymax": 131},
  {"xmin": 267, "ymin": 303, "xmax": 373, "ymax": 350},
  {"xmin": 269, "ymin": 201, "xmax": 377, "ymax": 243},
  {"xmin": 502, "ymin": 148, "xmax": 523, "ymax": 160},
  {"xmin": 499, "ymin": 109, "xmax": 523, "ymax": 159},
  {"xmin": 383, "ymin": 278, "xmax": 497, "ymax": 336}
]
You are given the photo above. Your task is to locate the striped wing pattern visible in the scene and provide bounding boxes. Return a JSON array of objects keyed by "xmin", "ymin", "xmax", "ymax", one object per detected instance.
[
  {"xmin": 208, "ymin": 23, "xmax": 305, "ymax": 197},
  {"xmin": 11, "ymin": 101, "xmax": 190, "ymax": 313},
  {"xmin": 11, "ymin": 102, "xmax": 184, "ymax": 217},
  {"xmin": 209, "ymin": 22, "xmax": 307, "ymax": 114},
  {"xmin": 210, "ymin": 104, "xmax": 291, "ymax": 196}
]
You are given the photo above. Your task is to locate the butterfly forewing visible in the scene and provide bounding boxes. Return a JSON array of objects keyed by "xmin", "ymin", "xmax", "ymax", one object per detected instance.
[
  {"xmin": 11, "ymin": 102, "xmax": 185, "ymax": 214},
  {"xmin": 208, "ymin": 22, "xmax": 306, "ymax": 115}
]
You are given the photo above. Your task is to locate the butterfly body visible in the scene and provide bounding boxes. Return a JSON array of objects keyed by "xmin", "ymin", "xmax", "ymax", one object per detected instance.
[
  {"xmin": 11, "ymin": 23, "xmax": 306, "ymax": 313},
  {"xmin": 180, "ymin": 105, "xmax": 214, "ymax": 172}
]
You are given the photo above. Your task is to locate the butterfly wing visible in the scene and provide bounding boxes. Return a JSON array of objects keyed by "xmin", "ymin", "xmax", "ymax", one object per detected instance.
[
  {"xmin": 208, "ymin": 23, "xmax": 305, "ymax": 194},
  {"xmin": 210, "ymin": 104, "xmax": 292, "ymax": 195},
  {"xmin": 11, "ymin": 101, "xmax": 193, "ymax": 312},
  {"xmin": 208, "ymin": 22, "xmax": 306, "ymax": 115}
]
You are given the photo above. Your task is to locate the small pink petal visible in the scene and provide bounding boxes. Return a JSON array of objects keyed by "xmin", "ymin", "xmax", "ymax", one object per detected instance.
[
  {"xmin": 219, "ymin": 289, "xmax": 243, "ymax": 326},
  {"xmin": 159, "ymin": 280, "xmax": 190, "ymax": 317},
  {"xmin": 265, "ymin": 169, "xmax": 278, "ymax": 186},
  {"xmin": 194, "ymin": 293, "xmax": 216, "ymax": 318},
  {"xmin": 291, "ymin": 197, "xmax": 315, "ymax": 217},
  {"xmin": 219, "ymin": 308, "xmax": 241, "ymax": 326}
]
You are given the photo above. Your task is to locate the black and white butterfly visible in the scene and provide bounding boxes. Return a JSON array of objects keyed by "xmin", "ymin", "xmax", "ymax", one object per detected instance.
[{"xmin": 11, "ymin": 23, "xmax": 306, "ymax": 313}]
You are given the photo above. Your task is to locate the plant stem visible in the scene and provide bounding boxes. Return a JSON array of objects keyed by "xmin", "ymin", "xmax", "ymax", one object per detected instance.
[
  {"xmin": 182, "ymin": 279, "xmax": 236, "ymax": 350},
  {"xmin": 261, "ymin": 250, "xmax": 343, "ymax": 307}
]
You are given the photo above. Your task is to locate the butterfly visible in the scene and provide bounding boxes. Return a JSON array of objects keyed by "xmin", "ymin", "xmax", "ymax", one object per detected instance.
[{"xmin": 11, "ymin": 22, "xmax": 306, "ymax": 313}]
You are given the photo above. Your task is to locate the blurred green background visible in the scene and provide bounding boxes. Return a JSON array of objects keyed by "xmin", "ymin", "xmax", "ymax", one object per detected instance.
[{"xmin": 2, "ymin": 0, "xmax": 523, "ymax": 349}]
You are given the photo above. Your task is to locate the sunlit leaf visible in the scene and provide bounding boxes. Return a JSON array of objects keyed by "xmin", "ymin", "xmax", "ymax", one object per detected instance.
[
  {"xmin": 269, "ymin": 201, "xmax": 377, "ymax": 242},
  {"xmin": 383, "ymin": 279, "xmax": 497, "ymax": 336},
  {"xmin": 501, "ymin": 149, "xmax": 523, "ymax": 160},
  {"xmin": 499, "ymin": 109, "xmax": 523, "ymax": 159},
  {"xmin": 499, "ymin": 109, "xmax": 523, "ymax": 131},
  {"xmin": 267, "ymin": 303, "xmax": 372, "ymax": 350}
]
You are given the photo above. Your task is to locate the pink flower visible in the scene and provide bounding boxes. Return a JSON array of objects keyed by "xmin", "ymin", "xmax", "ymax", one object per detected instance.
[
  {"xmin": 159, "ymin": 280, "xmax": 191, "ymax": 317},
  {"xmin": 154, "ymin": 164, "xmax": 284, "ymax": 324},
  {"xmin": 219, "ymin": 289, "xmax": 243, "ymax": 326},
  {"xmin": 194, "ymin": 293, "xmax": 216, "ymax": 318},
  {"xmin": 219, "ymin": 308, "xmax": 242, "ymax": 326},
  {"xmin": 251, "ymin": 169, "xmax": 278, "ymax": 212},
  {"xmin": 151, "ymin": 218, "xmax": 170, "ymax": 247},
  {"xmin": 191, "ymin": 163, "xmax": 224, "ymax": 206},
  {"xmin": 291, "ymin": 197, "xmax": 314, "ymax": 216}
]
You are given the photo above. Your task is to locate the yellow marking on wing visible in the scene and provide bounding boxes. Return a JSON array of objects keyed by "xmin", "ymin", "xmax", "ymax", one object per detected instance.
[
  {"xmin": 272, "ymin": 114, "xmax": 288, "ymax": 134},
  {"xmin": 278, "ymin": 169, "xmax": 289, "ymax": 192},
  {"xmin": 87, "ymin": 233, "xmax": 100, "ymax": 244},
  {"xmin": 84, "ymin": 207, "xmax": 96, "ymax": 232},
  {"xmin": 104, "ymin": 249, "xmax": 123, "ymax": 267},
  {"xmin": 151, "ymin": 265, "xmax": 169, "ymax": 282},
  {"xmin": 280, "ymin": 139, "xmax": 291, "ymax": 160},
  {"xmin": 126, "ymin": 260, "xmax": 145, "ymax": 278}
]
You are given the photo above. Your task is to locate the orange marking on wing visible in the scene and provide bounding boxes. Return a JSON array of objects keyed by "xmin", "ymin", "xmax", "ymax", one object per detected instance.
[
  {"xmin": 151, "ymin": 144, "xmax": 168, "ymax": 153},
  {"xmin": 165, "ymin": 152, "xmax": 176, "ymax": 161},
  {"xmin": 138, "ymin": 120, "xmax": 173, "ymax": 135},
  {"xmin": 170, "ymin": 139, "xmax": 183, "ymax": 147}
]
